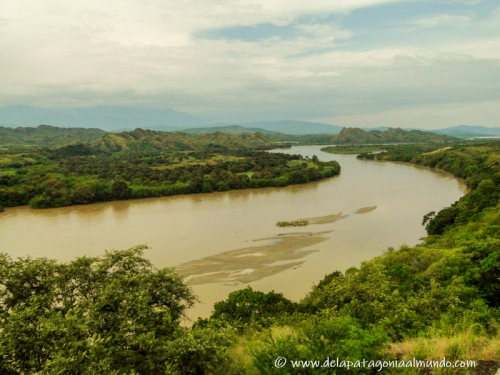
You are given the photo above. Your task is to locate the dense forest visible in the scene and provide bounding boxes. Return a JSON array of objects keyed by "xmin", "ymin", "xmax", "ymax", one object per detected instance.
[
  {"xmin": 1, "ymin": 142, "xmax": 500, "ymax": 373},
  {"xmin": 0, "ymin": 129, "xmax": 340, "ymax": 209}
]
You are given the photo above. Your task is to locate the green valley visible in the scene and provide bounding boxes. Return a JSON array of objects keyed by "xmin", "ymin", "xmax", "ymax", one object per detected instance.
[
  {"xmin": 1, "ymin": 142, "xmax": 500, "ymax": 374},
  {"xmin": 0, "ymin": 129, "xmax": 340, "ymax": 209}
]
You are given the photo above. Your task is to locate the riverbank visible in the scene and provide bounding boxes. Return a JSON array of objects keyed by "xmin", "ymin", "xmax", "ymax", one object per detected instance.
[
  {"xmin": 0, "ymin": 147, "xmax": 466, "ymax": 326},
  {"xmin": 1, "ymin": 144, "xmax": 495, "ymax": 374},
  {"xmin": 0, "ymin": 149, "xmax": 340, "ymax": 210}
]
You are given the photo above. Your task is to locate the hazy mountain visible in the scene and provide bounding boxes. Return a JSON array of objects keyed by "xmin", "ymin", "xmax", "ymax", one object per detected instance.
[
  {"xmin": 235, "ymin": 120, "xmax": 343, "ymax": 135},
  {"xmin": 0, "ymin": 106, "xmax": 204, "ymax": 131},
  {"xmin": 180, "ymin": 125, "xmax": 278, "ymax": 135},
  {"xmin": 430, "ymin": 125, "xmax": 500, "ymax": 137}
]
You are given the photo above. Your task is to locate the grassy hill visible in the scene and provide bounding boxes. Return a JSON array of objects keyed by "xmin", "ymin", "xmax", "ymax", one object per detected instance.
[
  {"xmin": 91, "ymin": 128, "xmax": 277, "ymax": 154},
  {"xmin": 180, "ymin": 125, "xmax": 278, "ymax": 136},
  {"xmin": 335, "ymin": 127, "xmax": 453, "ymax": 144},
  {"xmin": 269, "ymin": 127, "xmax": 457, "ymax": 145},
  {"xmin": 0, "ymin": 125, "xmax": 106, "ymax": 148}
]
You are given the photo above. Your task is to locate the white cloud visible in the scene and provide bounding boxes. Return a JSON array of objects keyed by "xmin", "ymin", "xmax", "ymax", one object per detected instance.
[
  {"xmin": 0, "ymin": 0, "xmax": 499, "ymax": 127},
  {"xmin": 1, "ymin": 0, "xmax": 406, "ymax": 48},
  {"xmin": 407, "ymin": 14, "xmax": 471, "ymax": 31}
]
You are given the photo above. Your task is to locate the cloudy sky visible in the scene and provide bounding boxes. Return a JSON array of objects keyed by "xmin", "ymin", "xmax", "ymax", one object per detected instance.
[{"xmin": 1, "ymin": 0, "xmax": 499, "ymax": 128}]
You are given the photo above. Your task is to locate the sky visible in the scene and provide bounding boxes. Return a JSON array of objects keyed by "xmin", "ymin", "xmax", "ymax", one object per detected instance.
[{"xmin": 1, "ymin": 0, "xmax": 499, "ymax": 129}]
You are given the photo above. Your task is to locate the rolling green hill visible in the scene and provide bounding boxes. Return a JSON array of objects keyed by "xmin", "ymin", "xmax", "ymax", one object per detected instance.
[
  {"xmin": 269, "ymin": 127, "xmax": 457, "ymax": 144},
  {"xmin": 179, "ymin": 125, "xmax": 278, "ymax": 136},
  {"xmin": 91, "ymin": 128, "xmax": 277, "ymax": 153},
  {"xmin": 0, "ymin": 125, "xmax": 106, "ymax": 148}
]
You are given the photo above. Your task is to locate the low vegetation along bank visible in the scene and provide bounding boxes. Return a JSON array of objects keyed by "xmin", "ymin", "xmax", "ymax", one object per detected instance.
[
  {"xmin": 0, "ymin": 130, "xmax": 340, "ymax": 209},
  {"xmin": 1, "ymin": 142, "xmax": 499, "ymax": 374}
]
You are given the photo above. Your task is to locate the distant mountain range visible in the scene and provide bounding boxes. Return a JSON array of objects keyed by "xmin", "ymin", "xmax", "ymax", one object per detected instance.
[
  {"xmin": 1, "ymin": 105, "xmax": 498, "ymax": 137},
  {"xmin": 430, "ymin": 125, "xmax": 500, "ymax": 137},
  {"xmin": 0, "ymin": 124, "xmax": 457, "ymax": 149},
  {"xmin": 234, "ymin": 121, "xmax": 343, "ymax": 134},
  {"xmin": 0, "ymin": 106, "xmax": 343, "ymax": 134},
  {"xmin": 0, "ymin": 106, "xmax": 203, "ymax": 131}
]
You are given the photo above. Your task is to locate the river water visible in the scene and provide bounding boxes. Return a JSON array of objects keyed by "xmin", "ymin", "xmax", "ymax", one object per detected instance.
[{"xmin": 0, "ymin": 146, "xmax": 466, "ymax": 320}]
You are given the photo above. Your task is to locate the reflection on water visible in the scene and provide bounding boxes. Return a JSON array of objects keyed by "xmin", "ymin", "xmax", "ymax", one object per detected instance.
[{"xmin": 0, "ymin": 146, "xmax": 466, "ymax": 320}]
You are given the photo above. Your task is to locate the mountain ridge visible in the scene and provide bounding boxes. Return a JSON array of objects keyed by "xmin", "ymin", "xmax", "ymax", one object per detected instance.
[
  {"xmin": 90, "ymin": 129, "xmax": 277, "ymax": 154},
  {"xmin": 0, "ymin": 105, "xmax": 204, "ymax": 131}
]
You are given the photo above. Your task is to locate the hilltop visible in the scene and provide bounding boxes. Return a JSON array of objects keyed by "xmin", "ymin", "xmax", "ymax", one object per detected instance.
[
  {"xmin": 180, "ymin": 125, "xmax": 278, "ymax": 136},
  {"xmin": 268, "ymin": 127, "xmax": 457, "ymax": 144},
  {"xmin": 334, "ymin": 127, "xmax": 453, "ymax": 144},
  {"xmin": 0, "ymin": 125, "xmax": 106, "ymax": 148},
  {"xmin": 0, "ymin": 124, "xmax": 458, "ymax": 151},
  {"xmin": 91, "ymin": 128, "xmax": 277, "ymax": 154}
]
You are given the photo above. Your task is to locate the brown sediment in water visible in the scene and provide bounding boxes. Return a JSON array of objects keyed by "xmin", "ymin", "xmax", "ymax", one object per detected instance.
[
  {"xmin": 175, "ymin": 231, "xmax": 331, "ymax": 285},
  {"xmin": 276, "ymin": 212, "xmax": 347, "ymax": 227},
  {"xmin": 355, "ymin": 206, "xmax": 377, "ymax": 214},
  {"xmin": 306, "ymin": 212, "xmax": 347, "ymax": 224}
]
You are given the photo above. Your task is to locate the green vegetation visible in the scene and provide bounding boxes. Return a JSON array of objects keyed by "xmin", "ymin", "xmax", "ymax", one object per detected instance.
[
  {"xmin": 0, "ymin": 246, "xmax": 236, "ymax": 374},
  {"xmin": 358, "ymin": 144, "xmax": 445, "ymax": 162},
  {"xmin": 180, "ymin": 125, "xmax": 278, "ymax": 136},
  {"xmin": 0, "ymin": 129, "xmax": 340, "ymax": 209},
  {"xmin": 321, "ymin": 145, "xmax": 386, "ymax": 154},
  {"xmin": 269, "ymin": 127, "xmax": 458, "ymax": 145},
  {"xmin": 92, "ymin": 128, "xmax": 278, "ymax": 154},
  {"xmin": 3, "ymin": 141, "xmax": 500, "ymax": 373},
  {"xmin": 0, "ymin": 125, "xmax": 106, "ymax": 148},
  {"xmin": 276, "ymin": 219, "xmax": 309, "ymax": 227}
]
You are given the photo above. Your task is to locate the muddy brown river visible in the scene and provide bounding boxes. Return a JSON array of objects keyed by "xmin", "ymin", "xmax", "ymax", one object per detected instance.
[{"xmin": 0, "ymin": 146, "xmax": 466, "ymax": 321}]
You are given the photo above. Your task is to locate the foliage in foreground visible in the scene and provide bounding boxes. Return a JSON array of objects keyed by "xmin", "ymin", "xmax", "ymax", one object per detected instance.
[{"xmin": 0, "ymin": 246, "xmax": 235, "ymax": 374}]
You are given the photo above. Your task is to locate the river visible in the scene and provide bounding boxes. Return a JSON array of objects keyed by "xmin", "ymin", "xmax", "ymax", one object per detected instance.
[{"xmin": 0, "ymin": 145, "xmax": 466, "ymax": 320}]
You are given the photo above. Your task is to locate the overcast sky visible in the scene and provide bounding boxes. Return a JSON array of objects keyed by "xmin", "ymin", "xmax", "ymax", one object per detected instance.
[{"xmin": 1, "ymin": 0, "xmax": 499, "ymax": 129}]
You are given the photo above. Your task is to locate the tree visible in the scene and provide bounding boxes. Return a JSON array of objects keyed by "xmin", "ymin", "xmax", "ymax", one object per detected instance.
[
  {"xmin": 208, "ymin": 287, "xmax": 297, "ymax": 329},
  {"xmin": 110, "ymin": 176, "xmax": 131, "ymax": 200},
  {"xmin": 0, "ymin": 246, "xmax": 198, "ymax": 374},
  {"xmin": 73, "ymin": 184, "xmax": 95, "ymax": 205},
  {"xmin": 288, "ymin": 170, "xmax": 309, "ymax": 184}
]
